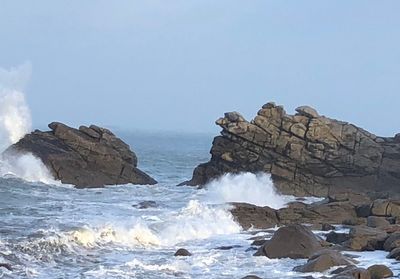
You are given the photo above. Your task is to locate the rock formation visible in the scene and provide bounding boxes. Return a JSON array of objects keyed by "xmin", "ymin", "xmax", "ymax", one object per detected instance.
[
  {"xmin": 184, "ymin": 102, "xmax": 400, "ymax": 197},
  {"xmin": 3, "ymin": 122, "xmax": 157, "ymax": 188}
]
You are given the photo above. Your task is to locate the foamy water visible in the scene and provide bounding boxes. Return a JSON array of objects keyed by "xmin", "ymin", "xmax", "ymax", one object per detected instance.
[
  {"xmin": 0, "ymin": 64, "xmax": 57, "ymax": 184},
  {"xmin": 0, "ymin": 64, "xmax": 398, "ymax": 278},
  {"xmin": 203, "ymin": 172, "xmax": 287, "ymax": 208}
]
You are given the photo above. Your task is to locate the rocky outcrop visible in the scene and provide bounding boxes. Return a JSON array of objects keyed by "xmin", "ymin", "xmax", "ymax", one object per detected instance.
[
  {"xmin": 183, "ymin": 102, "xmax": 400, "ymax": 197},
  {"xmin": 230, "ymin": 197, "xmax": 367, "ymax": 230},
  {"xmin": 3, "ymin": 122, "xmax": 157, "ymax": 188}
]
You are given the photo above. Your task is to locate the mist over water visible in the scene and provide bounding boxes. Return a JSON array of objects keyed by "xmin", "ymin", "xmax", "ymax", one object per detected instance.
[{"xmin": 0, "ymin": 63, "xmax": 32, "ymax": 151}]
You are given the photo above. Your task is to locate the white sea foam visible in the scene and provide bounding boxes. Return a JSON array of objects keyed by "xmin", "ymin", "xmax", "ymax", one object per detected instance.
[
  {"xmin": 0, "ymin": 63, "xmax": 56, "ymax": 184},
  {"xmin": 158, "ymin": 200, "xmax": 241, "ymax": 245},
  {"xmin": 126, "ymin": 259, "xmax": 190, "ymax": 273},
  {"xmin": 66, "ymin": 200, "xmax": 240, "ymax": 248},
  {"xmin": 61, "ymin": 174, "xmax": 288, "ymax": 249},
  {"xmin": 204, "ymin": 172, "xmax": 287, "ymax": 209}
]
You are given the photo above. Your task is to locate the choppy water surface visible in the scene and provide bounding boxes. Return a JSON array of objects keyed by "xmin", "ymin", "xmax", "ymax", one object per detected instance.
[{"xmin": 0, "ymin": 132, "xmax": 398, "ymax": 278}]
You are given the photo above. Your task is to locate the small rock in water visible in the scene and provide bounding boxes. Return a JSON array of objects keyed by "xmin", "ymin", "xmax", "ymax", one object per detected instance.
[
  {"xmin": 251, "ymin": 239, "xmax": 267, "ymax": 246},
  {"xmin": 241, "ymin": 276, "xmax": 262, "ymax": 279},
  {"xmin": 321, "ymin": 223, "xmax": 335, "ymax": 231},
  {"xmin": 331, "ymin": 266, "xmax": 371, "ymax": 279},
  {"xmin": 132, "ymin": 201, "xmax": 158, "ymax": 209},
  {"xmin": 367, "ymin": 264, "xmax": 393, "ymax": 279},
  {"xmin": 245, "ymin": 247, "xmax": 258, "ymax": 252},
  {"xmin": 387, "ymin": 247, "xmax": 400, "ymax": 259},
  {"xmin": 214, "ymin": 245, "xmax": 242, "ymax": 250},
  {"xmin": 0, "ymin": 263, "xmax": 12, "ymax": 271},
  {"xmin": 293, "ymin": 250, "xmax": 356, "ymax": 273},
  {"xmin": 174, "ymin": 248, "xmax": 192, "ymax": 257}
]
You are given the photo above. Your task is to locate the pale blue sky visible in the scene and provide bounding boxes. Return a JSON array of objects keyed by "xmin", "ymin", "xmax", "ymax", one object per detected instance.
[{"xmin": 0, "ymin": 1, "xmax": 399, "ymax": 135}]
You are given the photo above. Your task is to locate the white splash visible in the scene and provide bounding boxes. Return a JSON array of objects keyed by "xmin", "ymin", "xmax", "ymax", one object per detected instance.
[
  {"xmin": 64, "ymin": 200, "xmax": 240, "ymax": 248},
  {"xmin": 63, "ymin": 173, "xmax": 287, "ymax": 249},
  {"xmin": 0, "ymin": 153, "xmax": 58, "ymax": 184},
  {"xmin": 203, "ymin": 172, "xmax": 287, "ymax": 209},
  {"xmin": 159, "ymin": 200, "xmax": 241, "ymax": 245},
  {"xmin": 0, "ymin": 63, "xmax": 57, "ymax": 184},
  {"xmin": 0, "ymin": 63, "xmax": 32, "ymax": 151}
]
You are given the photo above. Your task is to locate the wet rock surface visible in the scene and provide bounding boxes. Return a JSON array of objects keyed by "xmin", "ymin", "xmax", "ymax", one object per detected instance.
[
  {"xmin": 230, "ymin": 202, "xmax": 278, "ymax": 230},
  {"xmin": 4, "ymin": 122, "xmax": 157, "ymax": 188},
  {"xmin": 255, "ymin": 224, "xmax": 324, "ymax": 259},
  {"xmin": 293, "ymin": 250, "xmax": 356, "ymax": 273},
  {"xmin": 230, "ymin": 196, "xmax": 368, "ymax": 230},
  {"xmin": 367, "ymin": 264, "xmax": 393, "ymax": 279},
  {"xmin": 183, "ymin": 102, "xmax": 400, "ymax": 197}
]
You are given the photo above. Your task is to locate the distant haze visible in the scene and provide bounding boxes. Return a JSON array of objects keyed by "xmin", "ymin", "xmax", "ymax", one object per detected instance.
[{"xmin": 0, "ymin": 1, "xmax": 399, "ymax": 136}]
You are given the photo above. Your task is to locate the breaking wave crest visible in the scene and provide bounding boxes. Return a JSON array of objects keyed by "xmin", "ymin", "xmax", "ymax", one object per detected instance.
[
  {"xmin": 203, "ymin": 172, "xmax": 287, "ymax": 208},
  {"xmin": 69, "ymin": 200, "xmax": 239, "ymax": 248},
  {"xmin": 0, "ymin": 63, "xmax": 57, "ymax": 184},
  {"xmin": 18, "ymin": 200, "xmax": 240, "ymax": 260},
  {"xmin": 16, "ymin": 173, "xmax": 286, "ymax": 260}
]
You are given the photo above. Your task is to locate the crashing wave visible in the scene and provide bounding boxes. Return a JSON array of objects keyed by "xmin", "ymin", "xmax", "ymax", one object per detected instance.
[{"xmin": 0, "ymin": 63, "xmax": 57, "ymax": 184}]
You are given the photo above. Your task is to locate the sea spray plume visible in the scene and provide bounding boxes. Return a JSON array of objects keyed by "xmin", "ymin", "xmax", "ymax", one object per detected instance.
[
  {"xmin": 203, "ymin": 172, "xmax": 287, "ymax": 208},
  {"xmin": 0, "ymin": 63, "xmax": 57, "ymax": 184},
  {"xmin": 1, "ymin": 151, "xmax": 57, "ymax": 184},
  {"xmin": 0, "ymin": 63, "xmax": 32, "ymax": 151}
]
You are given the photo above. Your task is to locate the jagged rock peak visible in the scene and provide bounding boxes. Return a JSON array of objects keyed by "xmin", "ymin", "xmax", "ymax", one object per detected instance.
[{"xmin": 183, "ymin": 101, "xmax": 400, "ymax": 197}]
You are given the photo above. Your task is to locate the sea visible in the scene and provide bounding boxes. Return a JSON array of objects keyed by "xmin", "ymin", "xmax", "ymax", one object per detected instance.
[{"xmin": 0, "ymin": 131, "xmax": 398, "ymax": 279}]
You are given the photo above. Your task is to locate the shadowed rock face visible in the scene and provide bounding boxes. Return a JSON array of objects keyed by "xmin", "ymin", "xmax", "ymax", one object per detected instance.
[
  {"xmin": 3, "ymin": 122, "xmax": 157, "ymax": 188},
  {"xmin": 184, "ymin": 102, "xmax": 400, "ymax": 197}
]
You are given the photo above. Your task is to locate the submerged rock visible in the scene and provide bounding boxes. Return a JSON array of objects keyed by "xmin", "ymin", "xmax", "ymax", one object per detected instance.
[
  {"xmin": 0, "ymin": 263, "xmax": 12, "ymax": 271},
  {"xmin": 3, "ymin": 122, "xmax": 157, "ymax": 188},
  {"xmin": 133, "ymin": 201, "xmax": 158, "ymax": 209},
  {"xmin": 183, "ymin": 102, "xmax": 400, "ymax": 197}
]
